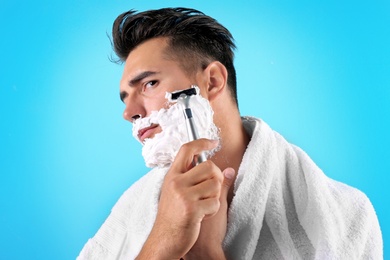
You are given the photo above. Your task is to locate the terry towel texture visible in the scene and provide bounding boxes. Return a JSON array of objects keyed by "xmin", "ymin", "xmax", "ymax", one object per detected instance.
[{"xmin": 78, "ymin": 117, "xmax": 383, "ymax": 259}]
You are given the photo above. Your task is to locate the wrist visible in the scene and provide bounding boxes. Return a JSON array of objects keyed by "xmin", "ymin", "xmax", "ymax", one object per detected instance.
[
  {"xmin": 136, "ymin": 228, "xmax": 182, "ymax": 260},
  {"xmin": 137, "ymin": 218, "xmax": 197, "ymax": 260},
  {"xmin": 184, "ymin": 245, "xmax": 225, "ymax": 260}
]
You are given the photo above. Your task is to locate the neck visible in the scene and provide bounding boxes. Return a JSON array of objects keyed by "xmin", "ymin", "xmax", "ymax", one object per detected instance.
[{"xmin": 211, "ymin": 113, "xmax": 250, "ymax": 174}]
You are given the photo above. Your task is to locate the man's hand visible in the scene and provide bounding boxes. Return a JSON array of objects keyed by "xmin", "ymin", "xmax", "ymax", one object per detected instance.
[
  {"xmin": 136, "ymin": 139, "xmax": 224, "ymax": 260},
  {"xmin": 184, "ymin": 167, "xmax": 236, "ymax": 260}
]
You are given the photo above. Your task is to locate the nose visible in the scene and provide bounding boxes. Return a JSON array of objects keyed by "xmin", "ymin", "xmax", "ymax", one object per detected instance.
[
  {"xmin": 130, "ymin": 114, "xmax": 142, "ymax": 122},
  {"xmin": 123, "ymin": 100, "xmax": 146, "ymax": 123}
]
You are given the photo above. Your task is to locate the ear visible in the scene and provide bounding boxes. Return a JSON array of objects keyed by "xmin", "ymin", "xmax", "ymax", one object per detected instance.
[{"xmin": 203, "ymin": 61, "xmax": 228, "ymax": 102}]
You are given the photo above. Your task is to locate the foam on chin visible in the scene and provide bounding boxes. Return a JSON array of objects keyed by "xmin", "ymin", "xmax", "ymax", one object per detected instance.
[{"xmin": 132, "ymin": 93, "xmax": 220, "ymax": 168}]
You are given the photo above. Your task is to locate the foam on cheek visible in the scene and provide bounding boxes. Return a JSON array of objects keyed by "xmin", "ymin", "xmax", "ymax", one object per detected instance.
[{"xmin": 132, "ymin": 94, "xmax": 220, "ymax": 168}]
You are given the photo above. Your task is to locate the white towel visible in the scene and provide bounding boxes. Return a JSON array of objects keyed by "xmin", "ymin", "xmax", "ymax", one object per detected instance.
[
  {"xmin": 223, "ymin": 117, "xmax": 383, "ymax": 259},
  {"xmin": 77, "ymin": 167, "xmax": 167, "ymax": 259},
  {"xmin": 77, "ymin": 117, "xmax": 383, "ymax": 259}
]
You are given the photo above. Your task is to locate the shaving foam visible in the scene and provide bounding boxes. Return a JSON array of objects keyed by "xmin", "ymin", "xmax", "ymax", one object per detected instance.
[{"xmin": 132, "ymin": 92, "xmax": 220, "ymax": 168}]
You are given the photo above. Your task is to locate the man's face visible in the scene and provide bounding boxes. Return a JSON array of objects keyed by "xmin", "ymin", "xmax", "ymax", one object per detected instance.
[{"xmin": 120, "ymin": 37, "xmax": 201, "ymax": 143}]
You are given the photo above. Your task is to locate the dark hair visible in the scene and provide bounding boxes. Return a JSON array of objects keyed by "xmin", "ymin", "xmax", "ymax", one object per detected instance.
[{"xmin": 112, "ymin": 7, "xmax": 238, "ymax": 105}]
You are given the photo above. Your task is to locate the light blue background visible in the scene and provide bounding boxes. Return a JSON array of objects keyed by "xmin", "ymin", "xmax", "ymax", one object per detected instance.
[{"xmin": 1, "ymin": 1, "xmax": 388, "ymax": 259}]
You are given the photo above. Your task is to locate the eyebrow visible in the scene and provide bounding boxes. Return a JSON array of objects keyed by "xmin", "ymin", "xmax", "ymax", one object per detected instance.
[
  {"xmin": 119, "ymin": 70, "xmax": 159, "ymax": 103},
  {"xmin": 129, "ymin": 71, "xmax": 159, "ymax": 86}
]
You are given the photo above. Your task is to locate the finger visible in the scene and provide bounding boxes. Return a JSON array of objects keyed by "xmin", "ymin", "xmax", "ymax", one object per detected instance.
[
  {"xmin": 173, "ymin": 139, "xmax": 219, "ymax": 173},
  {"xmin": 187, "ymin": 176, "xmax": 222, "ymax": 200},
  {"xmin": 185, "ymin": 160, "xmax": 223, "ymax": 185},
  {"xmin": 196, "ymin": 197, "xmax": 221, "ymax": 219},
  {"xmin": 220, "ymin": 168, "xmax": 236, "ymax": 199}
]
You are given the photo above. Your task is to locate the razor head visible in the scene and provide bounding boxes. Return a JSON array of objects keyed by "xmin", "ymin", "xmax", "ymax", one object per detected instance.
[
  {"xmin": 170, "ymin": 87, "xmax": 197, "ymax": 100},
  {"xmin": 166, "ymin": 85, "xmax": 200, "ymax": 103}
]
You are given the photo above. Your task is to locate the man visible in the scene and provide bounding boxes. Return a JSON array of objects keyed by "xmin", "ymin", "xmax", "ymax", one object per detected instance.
[{"xmin": 78, "ymin": 8, "xmax": 382, "ymax": 259}]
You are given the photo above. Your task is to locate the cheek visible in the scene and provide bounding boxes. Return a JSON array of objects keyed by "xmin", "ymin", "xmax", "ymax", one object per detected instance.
[{"xmin": 144, "ymin": 96, "xmax": 170, "ymax": 116}]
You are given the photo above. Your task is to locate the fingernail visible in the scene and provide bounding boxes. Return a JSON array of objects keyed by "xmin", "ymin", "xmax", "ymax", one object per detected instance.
[{"xmin": 224, "ymin": 168, "xmax": 235, "ymax": 179}]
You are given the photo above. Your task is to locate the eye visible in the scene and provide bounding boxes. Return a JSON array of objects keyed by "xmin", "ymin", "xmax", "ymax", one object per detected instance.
[{"xmin": 144, "ymin": 80, "xmax": 158, "ymax": 91}]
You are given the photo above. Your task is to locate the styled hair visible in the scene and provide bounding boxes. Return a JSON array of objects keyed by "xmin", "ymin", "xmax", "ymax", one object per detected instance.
[{"xmin": 112, "ymin": 7, "xmax": 238, "ymax": 105}]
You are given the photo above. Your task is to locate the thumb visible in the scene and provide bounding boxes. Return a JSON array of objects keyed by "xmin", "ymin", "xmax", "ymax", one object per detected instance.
[{"xmin": 221, "ymin": 167, "xmax": 236, "ymax": 198}]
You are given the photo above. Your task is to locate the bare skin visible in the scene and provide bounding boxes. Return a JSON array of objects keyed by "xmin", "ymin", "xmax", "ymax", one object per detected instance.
[{"xmin": 120, "ymin": 37, "xmax": 249, "ymax": 259}]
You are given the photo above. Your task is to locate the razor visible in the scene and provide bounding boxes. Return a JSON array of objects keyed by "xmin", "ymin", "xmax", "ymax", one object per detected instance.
[{"xmin": 167, "ymin": 85, "xmax": 207, "ymax": 164}]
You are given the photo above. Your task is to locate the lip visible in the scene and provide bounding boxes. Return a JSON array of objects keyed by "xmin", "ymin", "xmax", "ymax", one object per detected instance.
[{"xmin": 138, "ymin": 124, "xmax": 159, "ymax": 142}]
